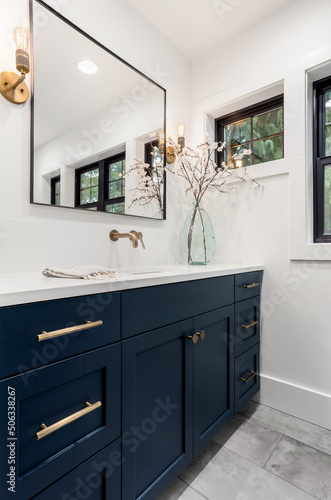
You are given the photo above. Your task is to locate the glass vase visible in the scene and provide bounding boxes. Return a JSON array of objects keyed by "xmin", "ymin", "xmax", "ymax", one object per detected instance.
[{"xmin": 179, "ymin": 200, "xmax": 216, "ymax": 265}]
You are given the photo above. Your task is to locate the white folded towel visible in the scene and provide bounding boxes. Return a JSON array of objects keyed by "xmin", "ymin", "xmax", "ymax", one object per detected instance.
[{"xmin": 42, "ymin": 265, "xmax": 122, "ymax": 280}]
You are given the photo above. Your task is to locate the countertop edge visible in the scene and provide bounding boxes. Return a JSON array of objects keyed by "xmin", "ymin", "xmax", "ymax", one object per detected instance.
[{"xmin": 0, "ymin": 265, "xmax": 264, "ymax": 307}]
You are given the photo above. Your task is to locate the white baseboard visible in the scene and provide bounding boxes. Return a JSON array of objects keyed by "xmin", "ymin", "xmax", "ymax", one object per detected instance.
[{"xmin": 253, "ymin": 374, "xmax": 331, "ymax": 431}]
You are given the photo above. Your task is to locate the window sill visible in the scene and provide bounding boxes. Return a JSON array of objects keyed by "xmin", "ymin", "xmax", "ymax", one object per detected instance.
[{"xmin": 240, "ymin": 158, "xmax": 289, "ymax": 180}]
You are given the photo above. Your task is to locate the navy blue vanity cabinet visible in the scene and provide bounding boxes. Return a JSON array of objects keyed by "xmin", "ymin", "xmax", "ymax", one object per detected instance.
[
  {"xmin": 193, "ymin": 305, "xmax": 234, "ymax": 456},
  {"xmin": 33, "ymin": 439, "xmax": 122, "ymax": 500},
  {"xmin": 0, "ymin": 270, "xmax": 262, "ymax": 499},
  {"xmin": 122, "ymin": 320, "xmax": 194, "ymax": 500},
  {"xmin": 0, "ymin": 344, "xmax": 121, "ymax": 500}
]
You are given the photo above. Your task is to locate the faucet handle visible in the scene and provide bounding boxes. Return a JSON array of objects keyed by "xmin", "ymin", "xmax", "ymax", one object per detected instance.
[{"xmin": 137, "ymin": 232, "xmax": 145, "ymax": 249}]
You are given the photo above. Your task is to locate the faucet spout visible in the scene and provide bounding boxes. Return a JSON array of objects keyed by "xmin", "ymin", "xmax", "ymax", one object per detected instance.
[{"xmin": 109, "ymin": 229, "xmax": 145, "ymax": 249}]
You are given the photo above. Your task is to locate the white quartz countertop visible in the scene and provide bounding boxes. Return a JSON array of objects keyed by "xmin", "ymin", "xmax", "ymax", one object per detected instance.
[{"xmin": 0, "ymin": 265, "xmax": 263, "ymax": 307}]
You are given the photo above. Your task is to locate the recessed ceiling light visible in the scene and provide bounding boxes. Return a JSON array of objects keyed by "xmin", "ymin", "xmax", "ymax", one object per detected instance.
[{"xmin": 77, "ymin": 60, "xmax": 99, "ymax": 75}]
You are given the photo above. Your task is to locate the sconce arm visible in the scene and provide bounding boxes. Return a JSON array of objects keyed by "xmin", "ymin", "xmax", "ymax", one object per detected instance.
[{"xmin": 3, "ymin": 72, "xmax": 26, "ymax": 94}]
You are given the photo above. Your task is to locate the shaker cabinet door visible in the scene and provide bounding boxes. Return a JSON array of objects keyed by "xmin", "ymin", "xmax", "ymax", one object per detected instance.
[
  {"xmin": 122, "ymin": 319, "xmax": 194, "ymax": 500},
  {"xmin": 193, "ymin": 306, "xmax": 234, "ymax": 456},
  {"xmin": 33, "ymin": 439, "xmax": 121, "ymax": 500}
]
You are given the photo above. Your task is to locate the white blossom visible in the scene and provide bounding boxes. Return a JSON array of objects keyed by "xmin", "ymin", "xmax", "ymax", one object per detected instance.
[{"xmin": 165, "ymin": 137, "xmax": 261, "ymax": 205}]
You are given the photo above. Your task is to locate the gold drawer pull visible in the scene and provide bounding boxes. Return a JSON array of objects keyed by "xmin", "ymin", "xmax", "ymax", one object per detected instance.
[
  {"xmin": 241, "ymin": 370, "xmax": 258, "ymax": 384},
  {"xmin": 242, "ymin": 282, "xmax": 260, "ymax": 289},
  {"xmin": 241, "ymin": 320, "xmax": 259, "ymax": 330},
  {"xmin": 36, "ymin": 401, "xmax": 102, "ymax": 440},
  {"xmin": 37, "ymin": 320, "xmax": 103, "ymax": 341}
]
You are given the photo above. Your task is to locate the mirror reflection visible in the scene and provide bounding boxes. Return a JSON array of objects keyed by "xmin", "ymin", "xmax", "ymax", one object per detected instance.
[{"xmin": 31, "ymin": 0, "xmax": 166, "ymax": 219}]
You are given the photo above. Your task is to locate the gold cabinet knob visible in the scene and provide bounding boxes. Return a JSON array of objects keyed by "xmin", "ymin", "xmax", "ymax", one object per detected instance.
[
  {"xmin": 188, "ymin": 333, "xmax": 199, "ymax": 344},
  {"xmin": 197, "ymin": 330, "xmax": 206, "ymax": 341}
]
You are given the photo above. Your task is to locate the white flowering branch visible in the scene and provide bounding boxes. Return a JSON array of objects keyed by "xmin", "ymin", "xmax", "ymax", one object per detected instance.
[
  {"xmin": 166, "ymin": 137, "xmax": 261, "ymax": 205},
  {"xmin": 124, "ymin": 157, "xmax": 164, "ymax": 213}
]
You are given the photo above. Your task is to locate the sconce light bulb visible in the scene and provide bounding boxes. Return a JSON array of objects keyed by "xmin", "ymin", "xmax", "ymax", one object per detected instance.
[
  {"xmin": 13, "ymin": 26, "xmax": 29, "ymax": 52},
  {"xmin": 177, "ymin": 123, "xmax": 185, "ymax": 149},
  {"xmin": 159, "ymin": 131, "xmax": 165, "ymax": 144},
  {"xmin": 235, "ymin": 158, "xmax": 243, "ymax": 168},
  {"xmin": 13, "ymin": 26, "xmax": 30, "ymax": 74},
  {"xmin": 177, "ymin": 123, "xmax": 185, "ymax": 138}
]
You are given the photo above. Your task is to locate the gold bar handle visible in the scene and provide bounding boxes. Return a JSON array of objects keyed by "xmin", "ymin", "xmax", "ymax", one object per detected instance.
[
  {"xmin": 36, "ymin": 401, "xmax": 102, "ymax": 440},
  {"xmin": 37, "ymin": 320, "xmax": 103, "ymax": 342},
  {"xmin": 241, "ymin": 370, "xmax": 258, "ymax": 384},
  {"xmin": 241, "ymin": 320, "xmax": 259, "ymax": 330},
  {"xmin": 242, "ymin": 283, "xmax": 260, "ymax": 289}
]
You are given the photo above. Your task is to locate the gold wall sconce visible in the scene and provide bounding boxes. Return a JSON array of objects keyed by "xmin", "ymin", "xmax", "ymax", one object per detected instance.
[
  {"xmin": 157, "ymin": 124, "xmax": 186, "ymax": 164},
  {"xmin": 158, "ymin": 130, "xmax": 176, "ymax": 164},
  {"xmin": 0, "ymin": 27, "xmax": 30, "ymax": 104},
  {"xmin": 158, "ymin": 125, "xmax": 244, "ymax": 169}
]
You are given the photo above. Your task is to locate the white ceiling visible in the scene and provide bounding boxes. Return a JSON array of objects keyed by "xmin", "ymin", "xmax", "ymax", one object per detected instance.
[{"xmin": 129, "ymin": 0, "xmax": 295, "ymax": 59}]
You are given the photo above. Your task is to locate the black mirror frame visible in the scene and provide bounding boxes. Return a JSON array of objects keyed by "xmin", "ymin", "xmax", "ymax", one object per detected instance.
[{"xmin": 29, "ymin": 0, "xmax": 167, "ymax": 220}]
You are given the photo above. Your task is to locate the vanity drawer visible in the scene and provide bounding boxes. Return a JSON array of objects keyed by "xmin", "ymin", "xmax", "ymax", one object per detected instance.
[
  {"xmin": 33, "ymin": 439, "xmax": 121, "ymax": 500},
  {"xmin": 0, "ymin": 344, "xmax": 120, "ymax": 500},
  {"xmin": 235, "ymin": 271, "xmax": 262, "ymax": 302},
  {"xmin": 235, "ymin": 344, "xmax": 260, "ymax": 413},
  {"xmin": 0, "ymin": 292, "xmax": 120, "ymax": 379},
  {"xmin": 122, "ymin": 275, "xmax": 234, "ymax": 338},
  {"xmin": 234, "ymin": 298, "xmax": 260, "ymax": 357}
]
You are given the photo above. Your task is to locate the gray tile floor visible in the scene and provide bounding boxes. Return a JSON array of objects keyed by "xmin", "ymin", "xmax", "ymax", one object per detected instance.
[{"xmin": 158, "ymin": 401, "xmax": 331, "ymax": 500}]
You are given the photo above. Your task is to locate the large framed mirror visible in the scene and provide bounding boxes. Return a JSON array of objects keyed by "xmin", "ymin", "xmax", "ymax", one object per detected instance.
[{"xmin": 30, "ymin": 0, "xmax": 166, "ymax": 219}]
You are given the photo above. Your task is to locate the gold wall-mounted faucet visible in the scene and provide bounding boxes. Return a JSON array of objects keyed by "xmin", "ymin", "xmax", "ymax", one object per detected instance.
[{"xmin": 109, "ymin": 230, "xmax": 145, "ymax": 249}]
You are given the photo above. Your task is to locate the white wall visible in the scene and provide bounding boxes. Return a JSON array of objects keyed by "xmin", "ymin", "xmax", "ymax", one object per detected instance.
[
  {"xmin": 0, "ymin": 0, "xmax": 191, "ymax": 274},
  {"xmin": 192, "ymin": 0, "xmax": 331, "ymax": 429}
]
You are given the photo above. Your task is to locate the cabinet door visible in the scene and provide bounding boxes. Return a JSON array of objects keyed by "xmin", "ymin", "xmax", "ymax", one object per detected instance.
[
  {"xmin": 33, "ymin": 439, "xmax": 121, "ymax": 500},
  {"xmin": 122, "ymin": 320, "xmax": 193, "ymax": 500},
  {"xmin": 193, "ymin": 306, "xmax": 234, "ymax": 456},
  {"xmin": 0, "ymin": 345, "xmax": 120, "ymax": 500}
]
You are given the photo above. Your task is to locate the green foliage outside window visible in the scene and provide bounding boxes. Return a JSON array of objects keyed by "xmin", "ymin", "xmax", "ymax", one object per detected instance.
[
  {"xmin": 80, "ymin": 168, "xmax": 99, "ymax": 204},
  {"xmin": 224, "ymin": 106, "xmax": 283, "ymax": 167},
  {"xmin": 324, "ymin": 165, "xmax": 331, "ymax": 234}
]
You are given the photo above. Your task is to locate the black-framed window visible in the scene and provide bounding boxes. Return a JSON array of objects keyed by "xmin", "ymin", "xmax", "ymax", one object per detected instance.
[
  {"xmin": 76, "ymin": 165, "xmax": 100, "ymax": 210},
  {"xmin": 104, "ymin": 154, "xmax": 125, "ymax": 214},
  {"xmin": 313, "ymin": 77, "xmax": 331, "ymax": 242},
  {"xmin": 75, "ymin": 152, "xmax": 125, "ymax": 213},
  {"xmin": 216, "ymin": 95, "xmax": 284, "ymax": 168},
  {"xmin": 50, "ymin": 175, "xmax": 61, "ymax": 206}
]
